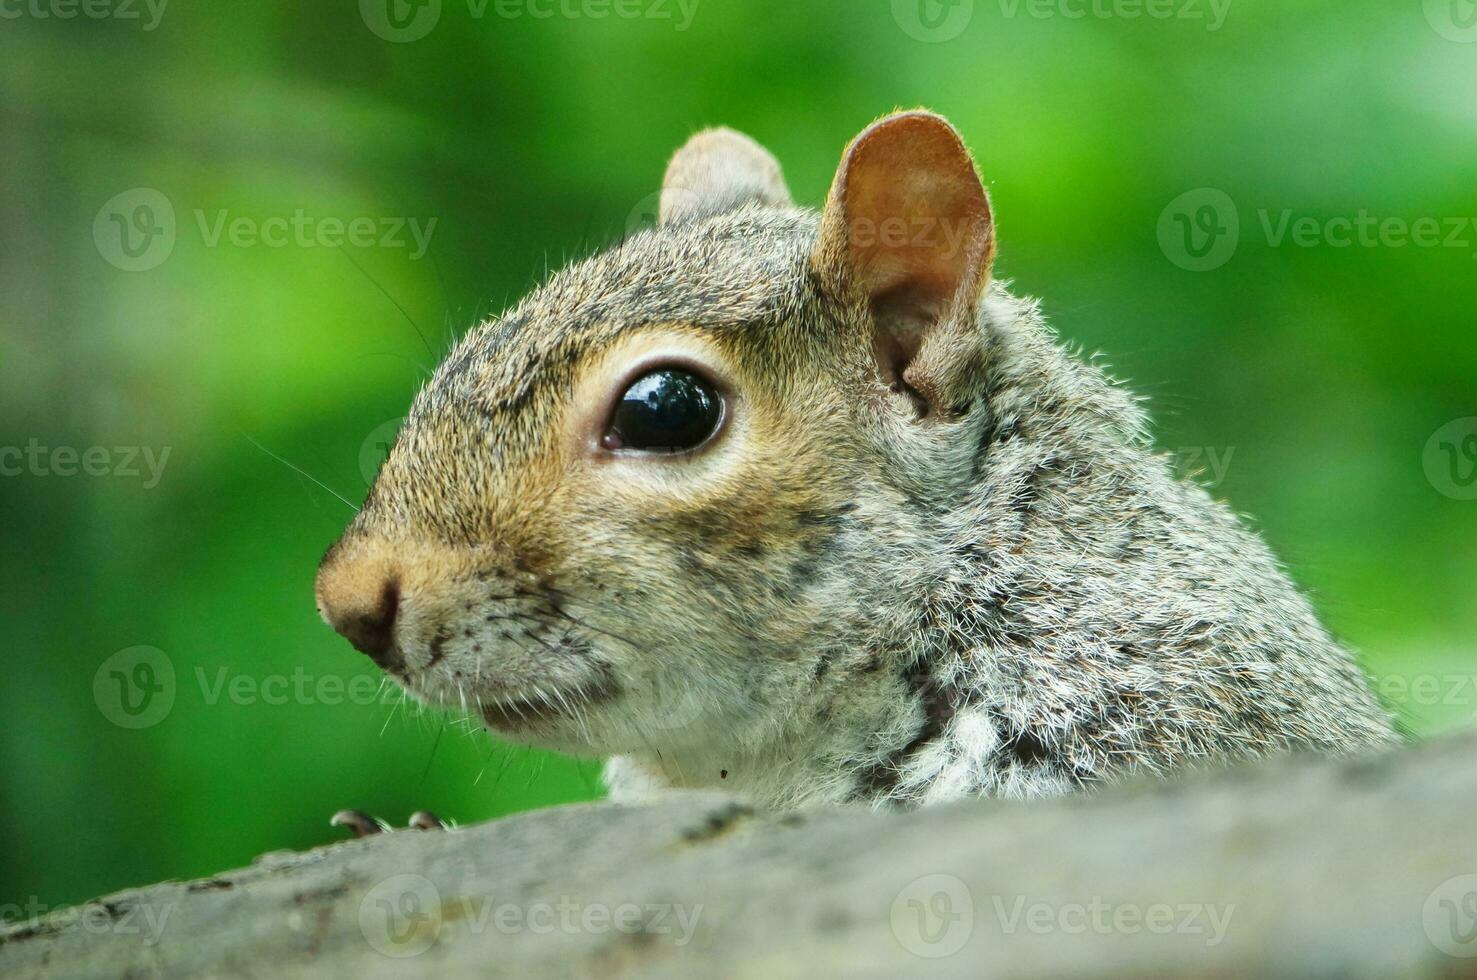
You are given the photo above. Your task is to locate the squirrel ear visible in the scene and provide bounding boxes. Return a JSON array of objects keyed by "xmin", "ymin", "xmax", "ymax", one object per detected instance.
[
  {"xmin": 660, "ymin": 127, "xmax": 793, "ymax": 226},
  {"xmin": 812, "ymin": 111, "xmax": 996, "ymax": 417}
]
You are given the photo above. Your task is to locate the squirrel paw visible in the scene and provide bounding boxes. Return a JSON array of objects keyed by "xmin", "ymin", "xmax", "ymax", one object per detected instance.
[{"xmin": 330, "ymin": 809, "xmax": 452, "ymax": 838}]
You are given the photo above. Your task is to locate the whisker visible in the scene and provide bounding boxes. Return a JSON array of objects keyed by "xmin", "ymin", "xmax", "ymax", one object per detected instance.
[
  {"xmin": 339, "ymin": 244, "xmax": 436, "ymax": 363},
  {"xmin": 472, "ymin": 740, "xmax": 501, "ymax": 787},
  {"xmin": 240, "ymin": 433, "xmax": 358, "ymax": 513},
  {"xmin": 419, "ymin": 716, "xmax": 446, "ymax": 786},
  {"xmin": 380, "ymin": 687, "xmax": 405, "ymax": 738},
  {"xmin": 532, "ymin": 603, "xmax": 644, "ymax": 652}
]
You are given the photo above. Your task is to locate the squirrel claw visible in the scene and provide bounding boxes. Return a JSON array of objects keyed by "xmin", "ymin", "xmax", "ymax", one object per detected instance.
[
  {"xmin": 330, "ymin": 809, "xmax": 389, "ymax": 838},
  {"xmin": 331, "ymin": 808, "xmax": 451, "ymax": 837},
  {"xmin": 409, "ymin": 810, "xmax": 448, "ymax": 831}
]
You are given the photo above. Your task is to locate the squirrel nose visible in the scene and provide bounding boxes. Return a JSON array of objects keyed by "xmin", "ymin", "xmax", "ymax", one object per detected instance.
[
  {"xmin": 317, "ymin": 561, "xmax": 404, "ymax": 672},
  {"xmin": 336, "ymin": 581, "xmax": 402, "ymax": 669}
]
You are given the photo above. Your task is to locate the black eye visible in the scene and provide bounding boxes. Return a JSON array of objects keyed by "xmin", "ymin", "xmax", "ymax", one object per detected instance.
[{"xmin": 604, "ymin": 368, "xmax": 723, "ymax": 453}]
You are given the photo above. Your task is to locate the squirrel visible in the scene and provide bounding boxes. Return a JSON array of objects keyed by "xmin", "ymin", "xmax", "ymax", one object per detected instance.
[{"xmin": 315, "ymin": 110, "xmax": 1399, "ymax": 812}]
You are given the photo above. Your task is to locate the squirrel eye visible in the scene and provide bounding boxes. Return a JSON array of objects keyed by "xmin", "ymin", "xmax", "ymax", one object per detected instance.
[{"xmin": 603, "ymin": 368, "xmax": 723, "ymax": 454}]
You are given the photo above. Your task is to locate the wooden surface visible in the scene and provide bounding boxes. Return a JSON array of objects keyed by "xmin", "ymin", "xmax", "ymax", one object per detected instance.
[{"xmin": 5, "ymin": 733, "xmax": 1477, "ymax": 978}]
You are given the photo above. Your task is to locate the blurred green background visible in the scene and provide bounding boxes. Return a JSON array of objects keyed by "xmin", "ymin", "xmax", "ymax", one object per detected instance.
[{"xmin": 2, "ymin": 0, "xmax": 1474, "ymax": 917}]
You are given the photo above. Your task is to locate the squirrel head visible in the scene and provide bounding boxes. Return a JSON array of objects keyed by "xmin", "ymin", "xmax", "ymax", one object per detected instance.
[{"xmin": 316, "ymin": 111, "xmax": 1005, "ymax": 757}]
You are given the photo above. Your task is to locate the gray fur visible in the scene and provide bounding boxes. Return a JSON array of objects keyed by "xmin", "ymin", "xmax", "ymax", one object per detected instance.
[{"xmin": 321, "ymin": 122, "xmax": 1398, "ymax": 813}]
